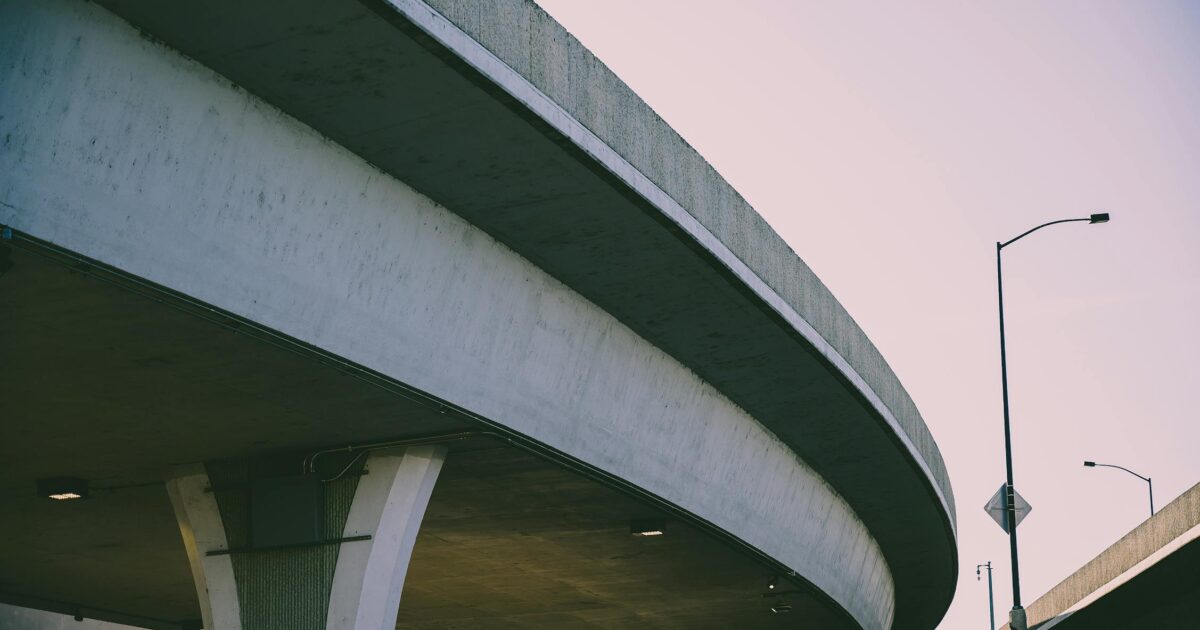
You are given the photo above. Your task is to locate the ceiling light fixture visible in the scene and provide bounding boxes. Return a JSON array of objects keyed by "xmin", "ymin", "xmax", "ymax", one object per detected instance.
[
  {"xmin": 767, "ymin": 576, "xmax": 778, "ymax": 590},
  {"xmin": 37, "ymin": 477, "xmax": 89, "ymax": 501},
  {"xmin": 629, "ymin": 518, "xmax": 666, "ymax": 536}
]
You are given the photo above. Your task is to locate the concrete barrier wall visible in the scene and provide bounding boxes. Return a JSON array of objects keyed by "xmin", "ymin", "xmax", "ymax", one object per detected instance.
[
  {"xmin": 0, "ymin": 1, "xmax": 894, "ymax": 627},
  {"xmin": 1003, "ymin": 482, "xmax": 1200, "ymax": 629}
]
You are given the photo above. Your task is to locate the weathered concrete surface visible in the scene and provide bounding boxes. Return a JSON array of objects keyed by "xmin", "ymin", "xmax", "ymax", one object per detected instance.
[
  {"xmin": 1001, "ymin": 482, "xmax": 1200, "ymax": 630},
  {"xmin": 408, "ymin": 9, "xmax": 958, "ymax": 625},
  {"xmin": 414, "ymin": 0, "xmax": 952, "ymax": 492},
  {"xmin": 61, "ymin": 1, "xmax": 959, "ymax": 627},
  {"xmin": 0, "ymin": 1, "xmax": 897, "ymax": 627}
]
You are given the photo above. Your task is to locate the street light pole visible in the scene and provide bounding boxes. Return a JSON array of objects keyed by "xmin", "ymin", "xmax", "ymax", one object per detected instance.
[
  {"xmin": 977, "ymin": 562, "xmax": 995, "ymax": 630},
  {"xmin": 996, "ymin": 240, "xmax": 1021, "ymax": 621},
  {"xmin": 995, "ymin": 212, "xmax": 1109, "ymax": 630},
  {"xmin": 1084, "ymin": 460, "xmax": 1154, "ymax": 517}
]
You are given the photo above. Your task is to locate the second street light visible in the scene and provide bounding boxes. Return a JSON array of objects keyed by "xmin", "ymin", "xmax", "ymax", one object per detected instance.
[
  {"xmin": 977, "ymin": 561, "xmax": 995, "ymax": 630},
  {"xmin": 1084, "ymin": 460, "xmax": 1155, "ymax": 518},
  {"xmin": 995, "ymin": 212, "xmax": 1110, "ymax": 630}
]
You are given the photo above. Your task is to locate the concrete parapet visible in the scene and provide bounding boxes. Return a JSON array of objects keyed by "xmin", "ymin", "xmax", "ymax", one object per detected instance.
[{"xmin": 1001, "ymin": 482, "xmax": 1200, "ymax": 629}]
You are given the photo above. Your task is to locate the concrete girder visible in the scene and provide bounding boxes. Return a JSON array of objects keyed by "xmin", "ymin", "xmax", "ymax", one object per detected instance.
[
  {"xmin": 0, "ymin": 1, "xmax": 889, "ymax": 626},
  {"xmin": 67, "ymin": 2, "xmax": 960, "ymax": 625},
  {"xmin": 0, "ymin": 0, "xmax": 960, "ymax": 626}
]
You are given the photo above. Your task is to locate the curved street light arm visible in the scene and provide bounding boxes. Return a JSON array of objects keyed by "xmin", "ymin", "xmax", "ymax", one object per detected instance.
[
  {"xmin": 1085, "ymin": 460, "xmax": 1155, "ymax": 516},
  {"xmin": 1000, "ymin": 217, "xmax": 1092, "ymax": 249},
  {"xmin": 1087, "ymin": 462, "xmax": 1151, "ymax": 483}
]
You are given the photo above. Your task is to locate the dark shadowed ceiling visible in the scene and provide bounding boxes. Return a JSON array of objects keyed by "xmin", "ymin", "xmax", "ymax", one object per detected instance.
[{"xmin": 0, "ymin": 239, "xmax": 851, "ymax": 629}]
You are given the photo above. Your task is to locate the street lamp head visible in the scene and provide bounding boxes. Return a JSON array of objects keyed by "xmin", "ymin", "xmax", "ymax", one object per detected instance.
[
  {"xmin": 1083, "ymin": 461, "xmax": 1096, "ymax": 467},
  {"xmin": 1088, "ymin": 213, "xmax": 1110, "ymax": 224}
]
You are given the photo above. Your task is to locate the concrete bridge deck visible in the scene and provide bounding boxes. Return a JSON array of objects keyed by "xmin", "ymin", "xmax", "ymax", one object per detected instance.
[{"xmin": 0, "ymin": 1, "xmax": 956, "ymax": 628}]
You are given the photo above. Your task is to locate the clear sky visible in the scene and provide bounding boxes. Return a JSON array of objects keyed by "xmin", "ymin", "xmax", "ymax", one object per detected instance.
[{"xmin": 532, "ymin": 1, "xmax": 1200, "ymax": 627}]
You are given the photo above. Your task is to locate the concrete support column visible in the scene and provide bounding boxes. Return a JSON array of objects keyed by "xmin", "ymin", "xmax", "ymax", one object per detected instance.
[
  {"xmin": 165, "ymin": 465, "xmax": 243, "ymax": 629},
  {"xmin": 164, "ymin": 446, "xmax": 446, "ymax": 630}
]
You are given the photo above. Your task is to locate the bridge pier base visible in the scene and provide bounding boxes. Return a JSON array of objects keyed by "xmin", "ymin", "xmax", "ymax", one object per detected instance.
[{"xmin": 165, "ymin": 446, "xmax": 445, "ymax": 630}]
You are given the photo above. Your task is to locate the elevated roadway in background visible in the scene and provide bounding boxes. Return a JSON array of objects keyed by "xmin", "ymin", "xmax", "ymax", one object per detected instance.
[
  {"xmin": 0, "ymin": 1, "xmax": 956, "ymax": 628},
  {"xmin": 1001, "ymin": 482, "xmax": 1200, "ymax": 630}
]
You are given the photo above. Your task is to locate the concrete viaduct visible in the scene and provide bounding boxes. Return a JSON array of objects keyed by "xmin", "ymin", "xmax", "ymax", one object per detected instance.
[{"xmin": 0, "ymin": 1, "xmax": 957, "ymax": 628}]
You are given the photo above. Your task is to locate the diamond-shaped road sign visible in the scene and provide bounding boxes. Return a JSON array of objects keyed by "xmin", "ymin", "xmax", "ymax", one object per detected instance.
[{"xmin": 984, "ymin": 483, "xmax": 1031, "ymax": 534}]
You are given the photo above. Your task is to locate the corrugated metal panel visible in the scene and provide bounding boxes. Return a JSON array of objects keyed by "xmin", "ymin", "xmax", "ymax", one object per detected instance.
[
  {"xmin": 233, "ymin": 546, "xmax": 337, "ymax": 629},
  {"xmin": 205, "ymin": 457, "xmax": 364, "ymax": 629}
]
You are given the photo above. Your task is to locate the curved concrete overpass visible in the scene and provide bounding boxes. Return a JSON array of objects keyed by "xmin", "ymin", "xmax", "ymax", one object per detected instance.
[{"xmin": 0, "ymin": 1, "xmax": 956, "ymax": 628}]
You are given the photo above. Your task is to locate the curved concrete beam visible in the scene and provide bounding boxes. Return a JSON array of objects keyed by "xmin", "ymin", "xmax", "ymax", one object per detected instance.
[
  {"xmin": 0, "ymin": 1, "xmax": 949, "ymax": 626},
  {"xmin": 368, "ymin": 2, "xmax": 959, "ymax": 625},
  {"xmin": 63, "ymin": 0, "xmax": 957, "ymax": 624}
]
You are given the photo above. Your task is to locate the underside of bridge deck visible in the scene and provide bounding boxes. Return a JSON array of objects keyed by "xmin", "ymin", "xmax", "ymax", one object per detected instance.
[{"xmin": 0, "ymin": 239, "xmax": 852, "ymax": 629}]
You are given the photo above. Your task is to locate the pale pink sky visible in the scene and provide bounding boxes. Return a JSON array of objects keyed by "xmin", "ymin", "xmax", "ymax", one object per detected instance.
[{"xmin": 533, "ymin": 1, "xmax": 1200, "ymax": 627}]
